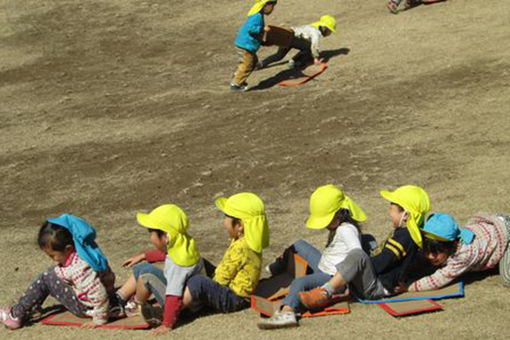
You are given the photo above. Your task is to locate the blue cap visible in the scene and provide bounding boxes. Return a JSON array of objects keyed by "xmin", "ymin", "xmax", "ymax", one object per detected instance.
[{"xmin": 422, "ymin": 213, "xmax": 474, "ymax": 245}]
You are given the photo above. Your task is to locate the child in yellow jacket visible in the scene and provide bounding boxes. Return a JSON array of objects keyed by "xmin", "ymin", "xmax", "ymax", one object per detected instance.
[{"xmin": 181, "ymin": 192, "xmax": 269, "ymax": 312}]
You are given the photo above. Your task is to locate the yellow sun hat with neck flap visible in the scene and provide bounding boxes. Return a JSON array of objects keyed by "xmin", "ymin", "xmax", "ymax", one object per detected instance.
[
  {"xmin": 247, "ymin": 0, "xmax": 277, "ymax": 17},
  {"xmin": 311, "ymin": 15, "xmax": 337, "ymax": 34},
  {"xmin": 215, "ymin": 192, "xmax": 269, "ymax": 253},
  {"xmin": 137, "ymin": 204, "xmax": 200, "ymax": 267},
  {"xmin": 380, "ymin": 185, "xmax": 431, "ymax": 249},
  {"xmin": 306, "ymin": 184, "xmax": 366, "ymax": 229}
]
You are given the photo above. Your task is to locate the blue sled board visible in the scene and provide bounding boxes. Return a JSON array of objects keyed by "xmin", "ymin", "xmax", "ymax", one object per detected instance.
[{"xmin": 356, "ymin": 281, "xmax": 464, "ymax": 304}]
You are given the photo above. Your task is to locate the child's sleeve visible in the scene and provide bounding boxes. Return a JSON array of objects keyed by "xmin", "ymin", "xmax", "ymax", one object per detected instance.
[
  {"xmin": 78, "ymin": 265, "xmax": 109, "ymax": 325},
  {"xmin": 71, "ymin": 260, "xmax": 109, "ymax": 325},
  {"xmin": 310, "ymin": 30, "xmax": 322, "ymax": 58},
  {"xmin": 162, "ymin": 295, "xmax": 183, "ymax": 328},
  {"xmin": 213, "ymin": 241, "xmax": 245, "ymax": 286},
  {"xmin": 371, "ymin": 229, "xmax": 411, "ymax": 274},
  {"xmin": 247, "ymin": 15, "xmax": 264, "ymax": 37},
  {"xmin": 145, "ymin": 249, "xmax": 167, "ymax": 263},
  {"xmin": 409, "ymin": 255, "xmax": 470, "ymax": 291},
  {"xmin": 87, "ymin": 279, "xmax": 110, "ymax": 325}
]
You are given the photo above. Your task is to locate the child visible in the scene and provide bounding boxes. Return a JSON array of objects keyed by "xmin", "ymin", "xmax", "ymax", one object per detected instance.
[
  {"xmin": 114, "ymin": 204, "xmax": 202, "ymax": 336},
  {"xmin": 179, "ymin": 192, "xmax": 269, "ymax": 314},
  {"xmin": 406, "ymin": 212, "xmax": 510, "ymax": 291},
  {"xmin": 0, "ymin": 214, "xmax": 115, "ymax": 329},
  {"xmin": 257, "ymin": 184, "xmax": 366, "ymax": 329},
  {"xmin": 298, "ymin": 185, "xmax": 430, "ymax": 310},
  {"xmin": 387, "ymin": 0, "xmax": 444, "ymax": 14},
  {"xmin": 230, "ymin": 0, "xmax": 277, "ymax": 91},
  {"xmin": 258, "ymin": 15, "xmax": 337, "ymax": 69}
]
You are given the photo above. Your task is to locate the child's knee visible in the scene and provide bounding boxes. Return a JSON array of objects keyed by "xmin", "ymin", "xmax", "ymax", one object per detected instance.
[
  {"xmin": 132, "ymin": 262, "xmax": 154, "ymax": 280},
  {"xmin": 186, "ymin": 275, "xmax": 209, "ymax": 296},
  {"xmin": 290, "ymin": 277, "xmax": 309, "ymax": 291},
  {"xmin": 343, "ymin": 248, "xmax": 369, "ymax": 268}
]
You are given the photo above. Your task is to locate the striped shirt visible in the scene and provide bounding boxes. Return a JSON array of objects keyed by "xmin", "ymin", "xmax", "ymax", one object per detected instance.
[
  {"xmin": 54, "ymin": 252, "xmax": 110, "ymax": 325},
  {"xmin": 409, "ymin": 213, "xmax": 509, "ymax": 291}
]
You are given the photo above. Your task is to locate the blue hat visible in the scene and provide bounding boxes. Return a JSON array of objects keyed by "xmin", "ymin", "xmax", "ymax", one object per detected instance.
[
  {"xmin": 422, "ymin": 213, "xmax": 474, "ymax": 245},
  {"xmin": 47, "ymin": 214, "xmax": 109, "ymax": 272}
]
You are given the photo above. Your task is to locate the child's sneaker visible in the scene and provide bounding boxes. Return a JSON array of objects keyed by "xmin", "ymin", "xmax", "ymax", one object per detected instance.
[
  {"xmin": 257, "ymin": 310, "xmax": 298, "ymax": 330},
  {"xmin": 0, "ymin": 307, "xmax": 21, "ymax": 330},
  {"xmin": 387, "ymin": 0, "xmax": 399, "ymax": 14},
  {"xmin": 230, "ymin": 83, "xmax": 248, "ymax": 91},
  {"xmin": 124, "ymin": 299, "xmax": 140, "ymax": 317},
  {"xmin": 298, "ymin": 287, "xmax": 333, "ymax": 310}
]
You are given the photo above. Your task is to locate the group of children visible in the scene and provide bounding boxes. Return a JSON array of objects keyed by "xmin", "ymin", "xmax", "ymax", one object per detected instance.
[
  {"xmin": 1, "ymin": 184, "xmax": 509, "ymax": 334},
  {"xmin": 230, "ymin": 0, "xmax": 444, "ymax": 91}
]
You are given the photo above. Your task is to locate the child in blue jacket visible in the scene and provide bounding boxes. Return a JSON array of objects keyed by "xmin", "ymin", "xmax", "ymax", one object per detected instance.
[{"xmin": 230, "ymin": 0, "xmax": 277, "ymax": 91}]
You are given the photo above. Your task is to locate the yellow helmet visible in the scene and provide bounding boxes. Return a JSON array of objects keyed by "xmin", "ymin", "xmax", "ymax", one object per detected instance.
[{"xmin": 311, "ymin": 15, "xmax": 337, "ymax": 34}]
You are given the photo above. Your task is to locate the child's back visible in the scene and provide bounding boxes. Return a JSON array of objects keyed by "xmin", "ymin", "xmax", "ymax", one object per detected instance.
[
  {"xmin": 214, "ymin": 237, "xmax": 262, "ymax": 298},
  {"xmin": 235, "ymin": 12, "xmax": 265, "ymax": 53},
  {"xmin": 318, "ymin": 222, "xmax": 361, "ymax": 275},
  {"xmin": 371, "ymin": 226, "xmax": 418, "ymax": 291}
]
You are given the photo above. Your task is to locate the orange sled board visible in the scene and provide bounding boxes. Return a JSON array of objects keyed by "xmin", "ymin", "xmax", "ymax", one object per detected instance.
[
  {"xmin": 251, "ymin": 254, "xmax": 350, "ymax": 318},
  {"xmin": 278, "ymin": 63, "xmax": 328, "ymax": 87}
]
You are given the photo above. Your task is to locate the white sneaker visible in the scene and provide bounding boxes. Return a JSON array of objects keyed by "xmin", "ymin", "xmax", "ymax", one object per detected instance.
[
  {"xmin": 124, "ymin": 299, "xmax": 140, "ymax": 317},
  {"xmin": 257, "ymin": 310, "xmax": 298, "ymax": 330}
]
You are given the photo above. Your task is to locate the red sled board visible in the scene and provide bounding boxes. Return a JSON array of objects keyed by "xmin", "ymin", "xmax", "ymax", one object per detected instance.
[
  {"xmin": 278, "ymin": 62, "xmax": 328, "ymax": 87},
  {"xmin": 378, "ymin": 299, "xmax": 443, "ymax": 317},
  {"xmin": 42, "ymin": 311, "xmax": 149, "ymax": 329}
]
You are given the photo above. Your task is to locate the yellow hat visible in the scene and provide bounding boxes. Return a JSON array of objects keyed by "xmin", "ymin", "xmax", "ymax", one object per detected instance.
[
  {"xmin": 137, "ymin": 204, "xmax": 200, "ymax": 267},
  {"xmin": 380, "ymin": 185, "xmax": 431, "ymax": 248},
  {"xmin": 247, "ymin": 0, "xmax": 277, "ymax": 17},
  {"xmin": 311, "ymin": 15, "xmax": 337, "ymax": 34},
  {"xmin": 215, "ymin": 192, "xmax": 269, "ymax": 253},
  {"xmin": 306, "ymin": 184, "xmax": 367, "ymax": 229}
]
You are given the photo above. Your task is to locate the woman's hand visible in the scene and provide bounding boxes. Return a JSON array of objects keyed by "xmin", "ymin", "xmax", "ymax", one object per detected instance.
[
  {"xmin": 150, "ymin": 325, "xmax": 171, "ymax": 336},
  {"xmin": 314, "ymin": 58, "xmax": 321, "ymax": 65},
  {"xmin": 122, "ymin": 253, "xmax": 146, "ymax": 268},
  {"xmin": 264, "ymin": 25, "xmax": 271, "ymax": 32}
]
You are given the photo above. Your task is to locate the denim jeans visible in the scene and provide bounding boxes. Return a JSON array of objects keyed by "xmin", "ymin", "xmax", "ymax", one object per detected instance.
[
  {"xmin": 186, "ymin": 275, "xmax": 249, "ymax": 313},
  {"xmin": 132, "ymin": 262, "xmax": 166, "ymax": 306},
  {"xmin": 280, "ymin": 240, "xmax": 332, "ymax": 310}
]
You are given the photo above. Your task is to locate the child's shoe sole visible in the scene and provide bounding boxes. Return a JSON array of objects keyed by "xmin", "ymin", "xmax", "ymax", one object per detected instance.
[
  {"xmin": 141, "ymin": 303, "xmax": 162, "ymax": 327},
  {"xmin": 257, "ymin": 320, "xmax": 298, "ymax": 330},
  {"xmin": 0, "ymin": 307, "xmax": 21, "ymax": 330}
]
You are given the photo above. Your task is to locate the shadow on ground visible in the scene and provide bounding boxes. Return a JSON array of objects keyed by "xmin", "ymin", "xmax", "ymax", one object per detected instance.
[{"xmin": 250, "ymin": 47, "xmax": 350, "ymax": 91}]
